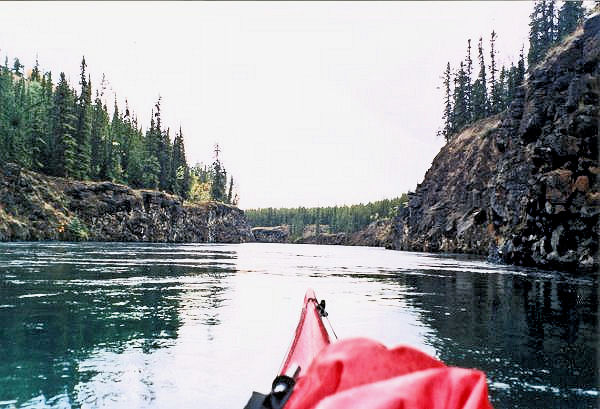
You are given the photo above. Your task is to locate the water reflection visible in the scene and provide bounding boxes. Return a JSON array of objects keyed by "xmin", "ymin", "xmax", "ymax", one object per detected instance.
[
  {"xmin": 0, "ymin": 243, "xmax": 597, "ymax": 409},
  {"xmin": 381, "ymin": 264, "xmax": 599, "ymax": 408},
  {"xmin": 0, "ymin": 243, "xmax": 235, "ymax": 408}
]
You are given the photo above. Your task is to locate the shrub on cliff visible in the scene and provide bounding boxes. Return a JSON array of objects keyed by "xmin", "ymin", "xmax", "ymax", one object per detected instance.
[{"xmin": 64, "ymin": 217, "xmax": 89, "ymax": 241}]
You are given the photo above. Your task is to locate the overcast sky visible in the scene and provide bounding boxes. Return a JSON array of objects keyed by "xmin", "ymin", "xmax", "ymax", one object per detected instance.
[{"xmin": 1, "ymin": 1, "xmax": 536, "ymax": 209}]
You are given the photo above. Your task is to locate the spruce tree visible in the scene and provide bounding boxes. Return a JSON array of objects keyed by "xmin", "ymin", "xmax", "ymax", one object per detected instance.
[
  {"xmin": 441, "ymin": 62, "xmax": 453, "ymax": 141},
  {"xmin": 74, "ymin": 57, "xmax": 92, "ymax": 179},
  {"xmin": 30, "ymin": 57, "xmax": 41, "ymax": 82},
  {"xmin": 557, "ymin": 1, "xmax": 585, "ymax": 40},
  {"xmin": 9, "ymin": 77, "xmax": 28, "ymax": 166},
  {"xmin": 52, "ymin": 72, "xmax": 77, "ymax": 177},
  {"xmin": 142, "ymin": 113, "xmax": 160, "ymax": 189},
  {"xmin": 40, "ymin": 72, "xmax": 55, "ymax": 174},
  {"xmin": 471, "ymin": 37, "xmax": 488, "ymax": 121},
  {"xmin": 127, "ymin": 121, "xmax": 144, "ymax": 188},
  {"xmin": 170, "ymin": 126, "xmax": 190, "ymax": 197},
  {"xmin": 528, "ymin": 0, "xmax": 557, "ymax": 66},
  {"xmin": 12, "ymin": 58, "xmax": 23, "ymax": 77},
  {"xmin": 498, "ymin": 66, "xmax": 507, "ymax": 110},
  {"xmin": 489, "ymin": 30, "xmax": 502, "ymax": 114},
  {"xmin": 104, "ymin": 98, "xmax": 123, "ymax": 181},
  {"xmin": 27, "ymin": 79, "xmax": 48, "ymax": 172},
  {"xmin": 210, "ymin": 144, "xmax": 227, "ymax": 202},
  {"xmin": 227, "ymin": 177, "xmax": 234, "ymax": 204},
  {"xmin": 120, "ymin": 100, "xmax": 133, "ymax": 181},
  {"xmin": 465, "ymin": 39, "xmax": 473, "ymax": 121},
  {"xmin": 451, "ymin": 61, "xmax": 469, "ymax": 133},
  {"xmin": 505, "ymin": 63, "xmax": 518, "ymax": 107},
  {"xmin": 159, "ymin": 127, "xmax": 172, "ymax": 192},
  {"xmin": 90, "ymin": 90, "xmax": 107, "ymax": 179},
  {"xmin": 152, "ymin": 97, "xmax": 173, "ymax": 192},
  {"xmin": 517, "ymin": 46, "xmax": 526, "ymax": 84},
  {"xmin": 0, "ymin": 62, "xmax": 11, "ymax": 164}
]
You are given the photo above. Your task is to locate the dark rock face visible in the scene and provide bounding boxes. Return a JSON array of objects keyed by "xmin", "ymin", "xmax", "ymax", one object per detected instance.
[
  {"xmin": 348, "ymin": 219, "xmax": 394, "ymax": 247},
  {"xmin": 0, "ymin": 165, "xmax": 254, "ymax": 243},
  {"xmin": 393, "ymin": 15, "xmax": 599, "ymax": 274},
  {"xmin": 393, "ymin": 116, "xmax": 502, "ymax": 255},
  {"xmin": 295, "ymin": 232, "xmax": 349, "ymax": 245},
  {"xmin": 252, "ymin": 226, "xmax": 290, "ymax": 243},
  {"xmin": 295, "ymin": 219, "xmax": 394, "ymax": 247}
]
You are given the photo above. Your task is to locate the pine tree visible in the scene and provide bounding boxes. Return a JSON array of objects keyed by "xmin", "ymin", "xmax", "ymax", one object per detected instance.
[
  {"xmin": 104, "ymin": 98, "xmax": 123, "ymax": 181},
  {"xmin": 471, "ymin": 37, "xmax": 489, "ymax": 121},
  {"xmin": 451, "ymin": 61, "xmax": 469, "ymax": 133},
  {"xmin": 441, "ymin": 62, "xmax": 453, "ymax": 141},
  {"xmin": 122, "ymin": 112, "xmax": 146, "ymax": 188},
  {"xmin": 142, "ymin": 113, "xmax": 160, "ymax": 189},
  {"xmin": 505, "ymin": 63, "xmax": 517, "ymax": 107},
  {"xmin": 465, "ymin": 39, "xmax": 473, "ymax": 121},
  {"xmin": 120, "ymin": 100, "xmax": 135, "ymax": 181},
  {"xmin": 40, "ymin": 72, "xmax": 55, "ymax": 174},
  {"xmin": 210, "ymin": 144, "xmax": 227, "ymax": 202},
  {"xmin": 498, "ymin": 66, "xmax": 508, "ymax": 110},
  {"xmin": 517, "ymin": 45, "xmax": 526, "ymax": 84},
  {"xmin": 52, "ymin": 72, "xmax": 77, "ymax": 177},
  {"xmin": 12, "ymin": 58, "xmax": 23, "ymax": 77},
  {"xmin": 151, "ymin": 97, "xmax": 173, "ymax": 192},
  {"xmin": 227, "ymin": 177, "xmax": 234, "ymax": 204},
  {"xmin": 90, "ymin": 90, "xmax": 107, "ymax": 179},
  {"xmin": 546, "ymin": 0, "xmax": 557, "ymax": 45},
  {"xmin": 489, "ymin": 30, "xmax": 502, "ymax": 114},
  {"xmin": 159, "ymin": 127, "xmax": 172, "ymax": 192},
  {"xmin": 0, "ymin": 61, "xmax": 11, "ymax": 164},
  {"xmin": 528, "ymin": 0, "xmax": 557, "ymax": 66},
  {"xmin": 30, "ymin": 57, "xmax": 41, "ymax": 82},
  {"xmin": 27, "ymin": 78, "xmax": 49, "ymax": 172},
  {"xmin": 74, "ymin": 57, "xmax": 92, "ymax": 179},
  {"xmin": 9, "ymin": 77, "xmax": 28, "ymax": 166},
  {"xmin": 170, "ymin": 126, "xmax": 190, "ymax": 198},
  {"xmin": 557, "ymin": 1, "xmax": 585, "ymax": 40}
]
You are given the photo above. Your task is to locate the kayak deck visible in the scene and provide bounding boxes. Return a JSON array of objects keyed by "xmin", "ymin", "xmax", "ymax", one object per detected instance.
[{"xmin": 280, "ymin": 289, "xmax": 331, "ymax": 378}]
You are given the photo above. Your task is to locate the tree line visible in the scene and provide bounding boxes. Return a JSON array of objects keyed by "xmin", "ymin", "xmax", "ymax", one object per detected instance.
[
  {"xmin": 440, "ymin": 0, "xmax": 588, "ymax": 141},
  {"xmin": 245, "ymin": 196, "xmax": 407, "ymax": 238},
  {"xmin": 0, "ymin": 55, "xmax": 236, "ymax": 204}
]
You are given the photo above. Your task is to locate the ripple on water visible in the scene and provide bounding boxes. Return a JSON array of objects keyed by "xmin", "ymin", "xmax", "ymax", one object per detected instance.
[{"xmin": 0, "ymin": 242, "xmax": 597, "ymax": 409}]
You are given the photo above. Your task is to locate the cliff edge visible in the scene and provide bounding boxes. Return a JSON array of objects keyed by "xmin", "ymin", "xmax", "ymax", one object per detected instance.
[
  {"xmin": 393, "ymin": 15, "xmax": 599, "ymax": 274},
  {"xmin": 0, "ymin": 164, "xmax": 254, "ymax": 243}
]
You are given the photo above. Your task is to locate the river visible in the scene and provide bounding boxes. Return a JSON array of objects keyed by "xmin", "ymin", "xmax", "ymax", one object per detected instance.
[{"xmin": 0, "ymin": 242, "xmax": 597, "ymax": 408}]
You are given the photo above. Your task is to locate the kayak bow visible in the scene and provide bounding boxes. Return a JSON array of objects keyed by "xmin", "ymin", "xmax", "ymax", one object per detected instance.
[
  {"xmin": 244, "ymin": 289, "xmax": 494, "ymax": 409},
  {"xmin": 244, "ymin": 289, "xmax": 331, "ymax": 409},
  {"xmin": 280, "ymin": 289, "xmax": 331, "ymax": 378}
]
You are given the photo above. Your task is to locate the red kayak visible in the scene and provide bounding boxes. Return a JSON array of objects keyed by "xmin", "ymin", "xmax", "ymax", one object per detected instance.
[
  {"xmin": 279, "ymin": 289, "xmax": 332, "ymax": 379},
  {"xmin": 245, "ymin": 289, "xmax": 494, "ymax": 409}
]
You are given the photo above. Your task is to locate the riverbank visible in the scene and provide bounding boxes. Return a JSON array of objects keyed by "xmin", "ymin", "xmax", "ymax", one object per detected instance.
[
  {"xmin": 0, "ymin": 163, "xmax": 253, "ymax": 243},
  {"xmin": 251, "ymin": 218, "xmax": 394, "ymax": 247}
]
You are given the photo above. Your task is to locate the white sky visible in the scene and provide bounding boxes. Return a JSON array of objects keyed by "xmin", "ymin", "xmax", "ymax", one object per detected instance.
[{"xmin": 0, "ymin": 1, "xmax": 535, "ymax": 209}]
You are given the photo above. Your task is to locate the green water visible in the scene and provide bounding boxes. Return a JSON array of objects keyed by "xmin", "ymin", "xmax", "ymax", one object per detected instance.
[{"xmin": 0, "ymin": 242, "xmax": 597, "ymax": 408}]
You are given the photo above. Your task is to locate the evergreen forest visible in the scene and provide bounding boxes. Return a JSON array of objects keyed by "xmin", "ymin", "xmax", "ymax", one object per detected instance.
[
  {"xmin": 439, "ymin": 0, "xmax": 588, "ymax": 141},
  {"xmin": 0, "ymin": 56, "xmax": 236, "ymax": 204},
  {"xmin": 245, "ymin": 196, "xmax": 407, "ymax": 238}
]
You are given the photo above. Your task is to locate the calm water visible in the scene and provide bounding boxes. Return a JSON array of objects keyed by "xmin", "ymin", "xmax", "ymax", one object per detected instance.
[{"xmin": 0, "ymin": 242, "xmax": 597, "ymax": 409}]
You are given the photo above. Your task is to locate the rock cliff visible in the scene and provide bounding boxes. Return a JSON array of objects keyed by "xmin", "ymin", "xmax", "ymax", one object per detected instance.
[
  {"xmin": 252, "ymin": 226, "xmax": 290, "ymax": 243},
  {"xmin": 392, "ymin": 15, "xmax": 599, "ymax": 274},
  {"xmin": 294, "ymin": 219, "xmax": 394, "ymax": 247},
  {"xmin": 0, "ymin": 164, "xmax": 254, "ymax": 243}
]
